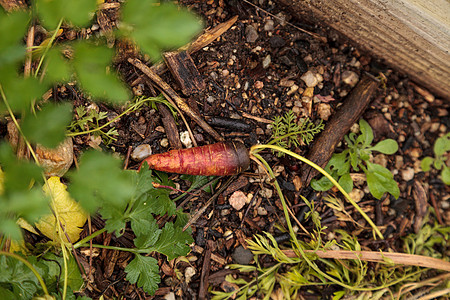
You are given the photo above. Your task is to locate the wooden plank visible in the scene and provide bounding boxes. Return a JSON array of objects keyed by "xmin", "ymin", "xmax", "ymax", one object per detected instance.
[{"xmin": 276, "ymin": 0, "xmax": 450, "ymax": 100}]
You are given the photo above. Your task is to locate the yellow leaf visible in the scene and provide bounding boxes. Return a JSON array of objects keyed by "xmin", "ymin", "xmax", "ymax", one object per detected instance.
[{"xmin": 37, "ymin": 176, "xmax": 87, "ymax": 243}]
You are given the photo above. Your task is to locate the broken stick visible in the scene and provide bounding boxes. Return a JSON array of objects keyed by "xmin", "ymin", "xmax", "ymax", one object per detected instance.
[
  {"xmin": 128, "ymin": 58, "xmax": 223, "ymax": 142},
  {"xmin": 301, "ymin": 73, "xmax": 379, "ymax": 186}
]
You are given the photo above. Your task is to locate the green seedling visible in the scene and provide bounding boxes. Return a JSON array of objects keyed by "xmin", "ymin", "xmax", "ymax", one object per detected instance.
[
  {"xmin": 421, "ymin": 132, "xmax": 450, "ymax": 185},
  {"xmin": 311, "ymin": 119, "xmax": 399, "ymax": 199},
  {"xmin": 270, "ymin": 110, "xmax": 324, "ymax": 157}
]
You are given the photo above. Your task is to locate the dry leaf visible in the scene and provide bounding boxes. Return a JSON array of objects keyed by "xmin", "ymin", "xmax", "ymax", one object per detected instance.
[{"xmin": 37, "ymin": 176, "xmax": 87, "ymax": 243}]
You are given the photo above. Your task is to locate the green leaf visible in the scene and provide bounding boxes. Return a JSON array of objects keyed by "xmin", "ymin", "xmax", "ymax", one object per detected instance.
[
  {"xmin": 1, "ymin": 77, "xmax": 47, "ymax": 112},
  {"xmin": 132, "ymin": 213, "xmax": 161, "ymax": 249},
  {"xmin": 44, "ymin": 252, "xmax": 84, "ymax": 293},
  {"xmin": 365, "ymin": 161, "xmax": 400, "ymax": 199},
  {"xmin": 100, "ymin": 205, "xmax": 128, "ymax": 236},
  {"xmin": 151, "ymin": 222, "xmax": 192, "ymax": 260},
  {"xmin": 441, "ymin": 166, "xmax": 450, "ymax": 185},
  {"xmin": 125, "ymin": 255, "xmax": 160, "ymax": 295},
  {"xmin": 72, "ymin": 42, "xmax": 130, "ymax": 103},
  {"xmin": 43, "ymin": 47, "xmax": 71, "ymax": 83},
  {"xmin": 0, "ymin": 10, "xmax": 29, "ymax": 68},
  {"xmin": 67, "ymin": 150, "xmax": 134, "ymax": 213},
  {"xmin": 0, "ymin": 143, "xmax": 43, "ymax": 194},
  {"xmin": 434, "ymin": 133, "xmax": 450, "ymax": 157},
  {"xmin": 338, "ymin": 173, "xmax": 353, "ymax": 193},
  {"xmin": 370, "ymin": 139, "xmax": 398, "ymax": 155},
  {"xmin": 358, "ymin": 119, "xmax": 373, "ymax": 147},
  {"xmin": 21, "ymin": 103, "xmax": 72, "ymax": 148},
  {"xmin": 420, "ymin": 157, "xmax": 434, "ymax": 172},
  {"xmin": 0, "ymin": 218, "xmax": 22, "ymax": 241},
  {"xmin": 0, "ymin": 255, "xmax": 41, "ymax": 299},
  {"xmin": 120, "ymin": 0, "xmax": 202, "ymax": 61},
  {"xmin": 35, "ymin": 0, "xmax": 96, "ymax": 29}
]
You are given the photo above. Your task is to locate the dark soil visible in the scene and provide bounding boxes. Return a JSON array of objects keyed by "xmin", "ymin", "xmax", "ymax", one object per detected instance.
[{"xmin": 26, "ymin": 0, "xmax": 450, "ymax": 299}]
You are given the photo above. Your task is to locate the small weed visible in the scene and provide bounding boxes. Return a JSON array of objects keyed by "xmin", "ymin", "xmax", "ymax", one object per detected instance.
[
  {"xmin": 421, "ymin": 132, "xmax": 450, "ymax": 185},
  {"xmin": 212, "ymin": 202, "xmax": 449, "ymax": 300},
  {"xmin": 311, "ymin": 119, "xmax": 399, "ymax": 199},
  {"xmin": 270, "ymin": 110, "xmax": 324, "ymax": 156}
]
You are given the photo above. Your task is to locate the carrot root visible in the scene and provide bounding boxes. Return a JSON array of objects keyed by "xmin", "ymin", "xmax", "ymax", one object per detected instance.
[{"xmin": 140, "ymin": 141, "xmax": 250, "ymax": 176}]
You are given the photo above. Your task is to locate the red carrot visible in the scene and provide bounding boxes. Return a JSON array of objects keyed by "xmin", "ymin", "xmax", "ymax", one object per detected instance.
[{"xmin": 140, "ymin": 141, "xmax": 250, "ymax": 176}]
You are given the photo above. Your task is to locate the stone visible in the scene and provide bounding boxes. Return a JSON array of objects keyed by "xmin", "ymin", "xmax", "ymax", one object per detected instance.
[
  {"xmin": 269, "ymin": 35, "xmax": 286, "ymax": 48},
  {"xmin": 262, "ymin": 55, "xmax": 271, "ymax": 68},
  {"xmin": 131, "ymin": 144, "xmax": 152, "ymax": 161},
  {"xmin": 317, "ymin": 103, "xmax": 332, "ymax": 121},
  {"xmin": 401, "ymin": 167, "xmax": 415, "ymax": 181},
  {"xmin": 232, "ymin": 245, "xmax": 253, "ymax": 265},
  {"xmin": 180, "ymin": 131, "xmax": 192, "ymax": 148},
  {"xmin": 245, "ymin": 25, "xmax": 258, "ymax": 43},
  {"xmin": 229, "ymin": 191, "xmax": 247, "ymax": 210},
  {"xmin": 341, "ymin": 70, "xmax": 359, "ymax": 87},
  {"xmin": 264, "ymin": 19, "xmax": 274, "ymax": 31},
  {"xmin": 300, "ymin": 70, "xmax": 319, "ymax": 87}
]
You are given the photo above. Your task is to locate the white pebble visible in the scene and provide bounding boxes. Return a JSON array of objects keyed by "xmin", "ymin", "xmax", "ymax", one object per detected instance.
[
  {"xmin": 131, "ymin": 144, "xmax": 152, "ymax": 161},
  {"xmin": 300, "ymin": 70, "xmax": 319, "ymax": 87},
  {"xmin": 180, "ymin": 131, "xmax": 192, "ymax": 148},
  {"xmin": 262, "ymin": 55, "xmax": 271, "ymax": 69},
  {"xmin": 401, "ymin": 167, "xmax": 415, "ymax": 181}
]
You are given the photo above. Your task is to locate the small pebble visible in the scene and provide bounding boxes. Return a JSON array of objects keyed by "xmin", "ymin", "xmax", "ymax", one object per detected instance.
[
  {"xmin": 231, "ymin": 245, "xmax": 253, "ymax": 265},
  {"xmin": 245, "ymin": 25, "xmax": 259, "ymax": 43},
  {"xmin": 131, "ymin": 144, "xmax": 152, "ymax": 161},
  {"xmin": 264, "ymin": 19, "xmax": 274, "ymax": 31},
  {"xmin": 279, "ymin": 78, "xmax": 295, "ymax": 87},
  {"xmin": 257, "ymin": 206, "xmax": 268, "ymax": 216},
  {"xmin": 317, "ymin": 103, "xmax": 332, "ymax": 121},
  {"xmin": 401, "ymin": 167, "xmax": 415, "ymax": 181},
  {"xmin": 207, "ymin": 95, "xmax": 215, "ymax": 104},
  {"xmin": 303, "ymin": 87, "xmax": 314, "ymax": 98},
  {"xmin": 256, "ymin": 127, "xmax": 264, "ymax": 135},
  {"xmin": 229, "ymin": 191, "xmax": 247, "ymax": 211},
  {"xmin": 255, "ymin": 81, "xmax": 264, "ymax": 89},
  {"xmin": 300, "ymin": 70, "xmax": 319, "ymax": 87},
  {"xmin": 180, "ymin": 131, "xmax": 192, "ymax": 148},
  {"xmin": 341, "ymin": 70, "xmax": 359, "ymax": 87},
  {"xmin": 184, "ymin": 267, "xmax": 196, "ymax": 284},
  {"xmin": 160, "ymin": 138, "xmax": 169, "ymax": 148},
  {"xmin": 269, "ymin": 35, "xmax": 286, "ymax": 48},
  {"xmin": 349, "ymin": 188, "xmax": 364, "ymax": 202},
  {"xmin": 296, "ymin": 56, "xmax": 308, "ymax": 73},
  {"xmin": 287, "ymin": 84, "xmax": 299, "ymax": 95},
  {"xmin": 262, "ymin": 55, "xmax": 271, "ymax": 69},
  {"xmin": 222, "ymin": 69, "xmax": 229, "ymax": 77}
]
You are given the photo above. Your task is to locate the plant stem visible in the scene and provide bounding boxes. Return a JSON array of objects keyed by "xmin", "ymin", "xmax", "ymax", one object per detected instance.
[
  {"xmin": 67, "ymin": 96, "xmax": 161, "ymax": 137},
  {"xmin": 250, "ymin": 153, "xmax": 388, "ymax": 291},
  {"xmin": 74, "ymin": 243, "xmax": 139, "ymax": 254},
  {"xmin": 72, "ymin": 228, "xmax": 107, "ymax": 249},
  {"xmin": 34, "ymin": 19, "xmax": 63, "ymax": 78},
  {"xmin": 0, "ymin": 85, "xmax": 40, "ymax": 164},
  {"xmin": 0, "ymin": 251, "xmax": 50, "ymax": 296},
  {"xmin": 250, "ymin": 144, "xmax": 383, "ymax": 239}
]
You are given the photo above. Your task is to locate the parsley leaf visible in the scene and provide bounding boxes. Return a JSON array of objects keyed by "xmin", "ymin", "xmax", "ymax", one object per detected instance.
[
  {"xmin": 125, "ymin": 255, "xmax": 160, "ymax": 295},
  {"xmin": 151, "ymin": 222, "xmax": 193, "ymax": 261}
]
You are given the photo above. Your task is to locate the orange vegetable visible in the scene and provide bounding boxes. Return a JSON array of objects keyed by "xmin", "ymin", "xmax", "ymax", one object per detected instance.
[{"xmin": 140, "ymin": 141, "xmax": 250, "ymax": 176}]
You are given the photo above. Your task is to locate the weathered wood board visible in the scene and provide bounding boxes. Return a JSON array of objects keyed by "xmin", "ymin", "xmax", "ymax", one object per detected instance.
[{"xmin": 277, "ymin": 0, "xmax": 450, "ymax": 100}]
